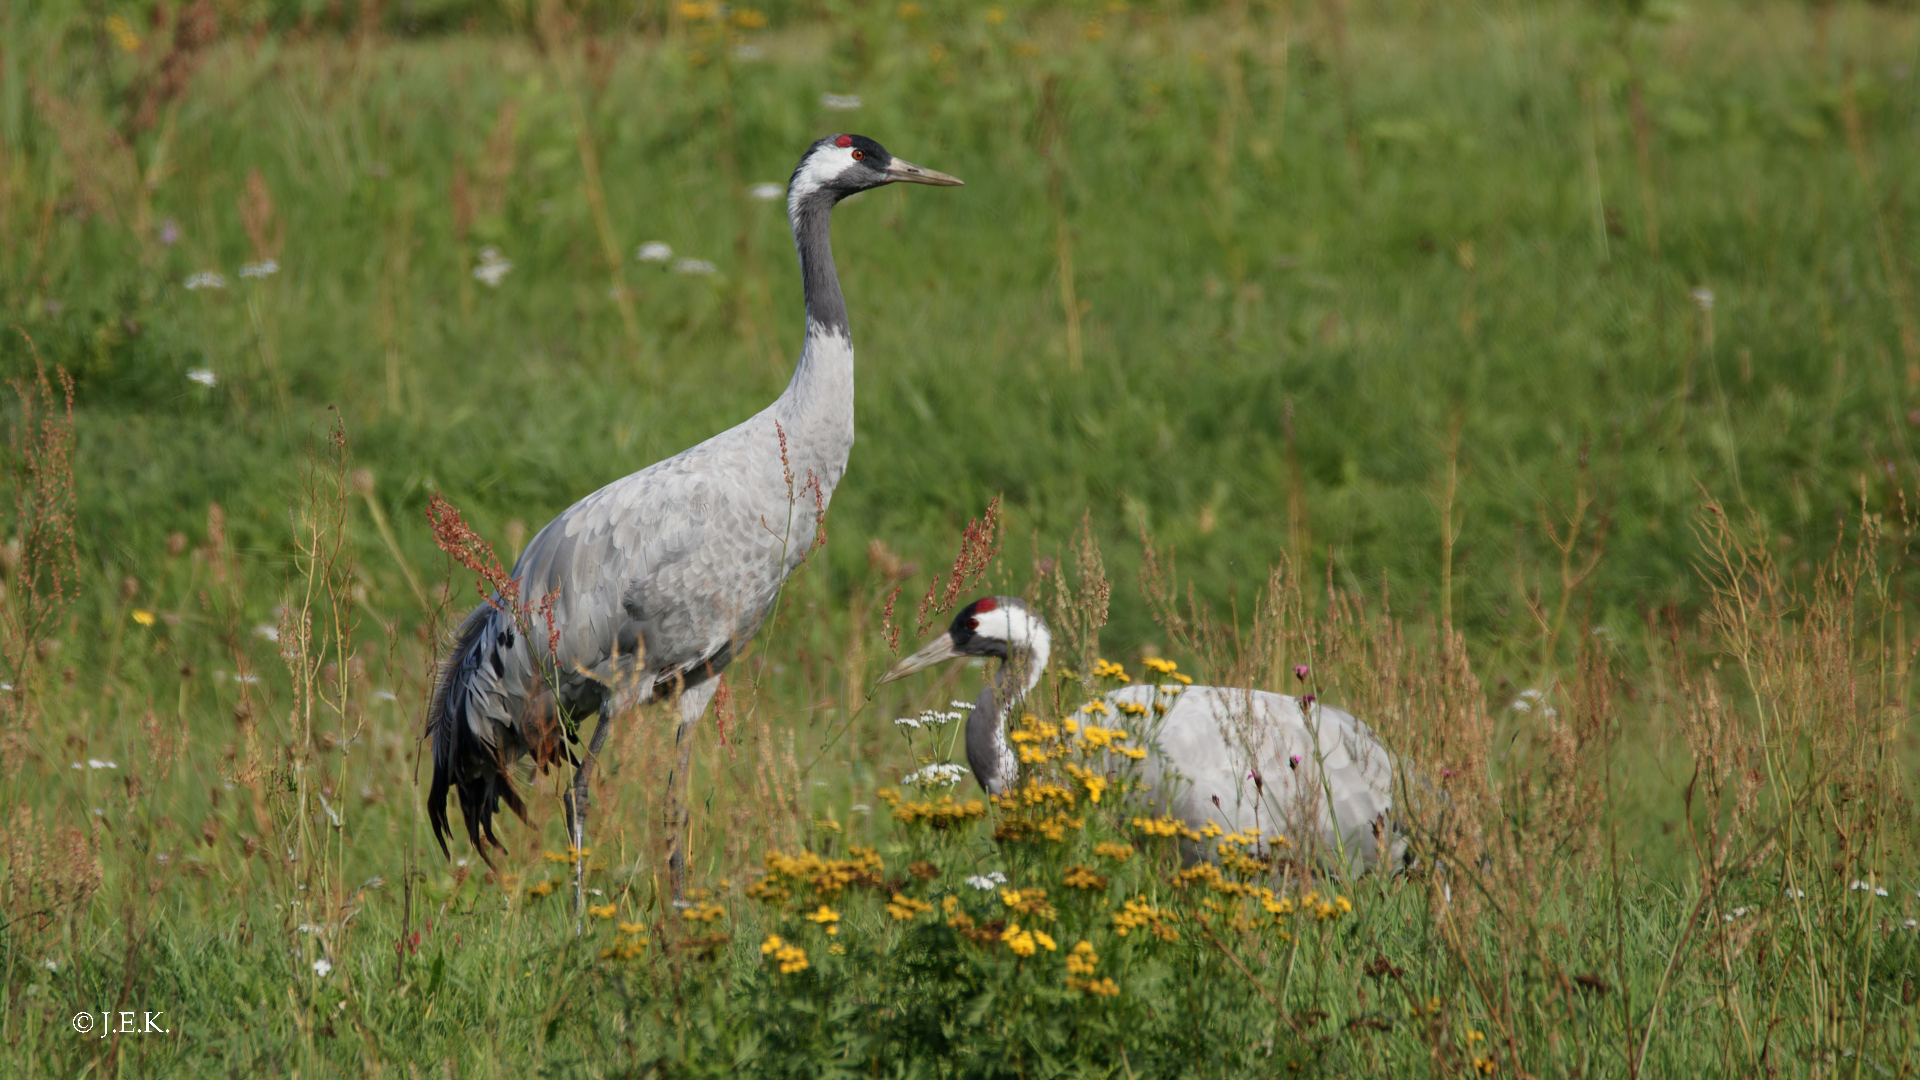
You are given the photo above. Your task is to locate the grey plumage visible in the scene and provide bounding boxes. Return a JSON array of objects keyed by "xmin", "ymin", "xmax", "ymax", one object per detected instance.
[
  {"xmin": 883, "ymin": 596, "xmax": 1402, "ymax": 874},
  {"xmin": 427, "ymin": 135, "xmax": 961, "ymax": 898}
]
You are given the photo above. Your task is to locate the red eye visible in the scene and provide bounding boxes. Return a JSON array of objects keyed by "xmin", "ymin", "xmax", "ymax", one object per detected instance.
[
  {"xmin": 851, "ymin": 149, "xmax": 864, "ymax": 160},
  {"xmin": 967, "ymin": 618, "xmax": 980, "ymax": 630}
]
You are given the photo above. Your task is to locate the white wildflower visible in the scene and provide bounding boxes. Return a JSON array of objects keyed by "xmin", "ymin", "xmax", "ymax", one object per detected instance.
[
  {"xmin": 42, "ymin": 958, "xmax": 57, "ymax": 973},
  {"xmin": 312, "ymin": 958, "xmax": 332, "ymax": 977},
  {"xmin": 949, "ymin": 700, "xmax": 975, "ymax": 711},
  {"xmin": 635, "ymin": 241, "xmax": 674, "ymax": 263},
  {"xmin": 362, "ymin": 876, "xmax": 385, "ymax": 890},
  {"xmin": 850, "ymin": 804, "xmax": 871, "ymax": 814},
  {"xmin": 1878, "ymin": 887, "xmax": 1891, "ymax": 898},
  {"xmin": 186, "ymin": 369, "xmax": 217, "ymax": 388},
  {"xmin": 253, "ymin": 624, "xmax": 280, "ymax": 642},
  {"xmin": 70, "ymin": 763, "xmax": 81, "ymax": 770},
  {"xmin": 903, "ymin": 763, "xmax": 967, "ymax": 788},
  {"xmin": 240, "ymin": 260, "xmax": 280, "ymax": 279},
  {"xmin": 820, "ymin": 93, "xmax": 862, "ymax": 110},
  {"xmin": 965, "ymin": 872, "xmax": 1007, "ymax": 891},
  {"xmin": 184, "ymin": 271, "xmax": 226, "ymax": 290},
  {"xmin": 473, "ymin": 247, "xmax": 512, "ymax": 287},
  {"xmin": 235, "ymin": 674, "xmax": 260, "ymax": 685},
  {"xmin": 90, "ymin": 808, "xmax": 104, "ymax": 816},
  {"xmin": 1690, "ymin": 287, "xmax": 1714, "ymax": 311},
  {"xmin": 1785, "ymin": 887, "xmax": 1807, "ymax": 899},
  {"xmin": 673, "ymin": 258, "xmax": 718, "ymax": 276},
  {"xmin": 1721, "ymin": 906, "xmax": 1750, "ymax": 922},
  {"xmin": 372, "ymin": 690, "xmax": 397, "ymax": 702},
  {"xmin": 748, "ymin": 182, "xmax": 785, "ymax": 201},
  {"xmin": 87, "ymin": 759, "xmax": 116, "ymax": 770},
  {"xmin": 1906, "ymin": 919, "xmax": 1919, "ymax": 931}
]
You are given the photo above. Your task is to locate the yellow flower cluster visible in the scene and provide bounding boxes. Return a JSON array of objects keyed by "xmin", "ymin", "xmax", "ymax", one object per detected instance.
[
  {"xmin": 760, "ymin": 934, "xmax": 809, "ymax": 974},
  {"xmin": 1078, "ymin": 723, "xmax": 1130, "ymax": 750},
  {"xmin": 1092, "ymin": 659, "xmax": 1130, "ymax": 682},
  {"xmin": 1063, "ymin": 763, "xmax": 1108, "ymax": 803},
  {"xmin": 1115, "ymin": 699, "xmax": 1149, "ymax": 716},
  {"xmin": 1092, "ymin": 841, "xmax": 1135, "ymax": 861},
  {"xmin": 681, "ymin": 901, "xmax": 726, "ymax": 923},
  {"xmin": 1141, "ymin": 657, "xmax": 1177, "ymax": 675},
  {"xmin": 1132, "ymin": 815, "xmax": 1203, "ymax": 841},
  {"xmin": 886, "ymin": 893, "xmax": 934, "ymax": 921},
  {"xmin": 588, "ymin": 904, "xmax": 616, "ymax": 919},
  {"xmin": 1064, "ymin": 940, "xmax": 1121, "ymax": 996},
  {"xmin": 747, "ymin": 846, "xmax": 885, "ymax": 903},
  {"xmin": 1062, "ymin": 864, "xmax": 1110, "ymax": 890},
  {"xmin": 876, "ymin": 788, "xmax": 989, "ymax": 829},
  {"xmin": 601, "ymin": 922, "xmax": 648, "ymax": 960},
  {"xmin": 1000, "ymin": 888, "xmax": 1057, "ymax": 919},
  {"xmin": 543, "ymin": 846, "xmax": 591, "ymax": 864},
  {"xmin": 526, "ymin": 880, "xmax": 557, "ymax": 899},
  {"xmin": 1112, "ymin": 896, "xmax": 1178, "ymax": 941},
  {"xmin": 804, "ymin": 905, "xmax": 842, "ymax": 934},
  {"xmin": 943, "ymin": 894, "xmax": 977, "ymax": 933},
  {"xmin": 1468, "ymin": 1030, "xmax": 1493, "ymax": 1074},
  {"xmin": 1001, "ymin": 922, "xmax": 1057, "ymax": 956},
  {"xmin": 1065, "ymin": 939, "xmax": 1100, "ymax": 976}
]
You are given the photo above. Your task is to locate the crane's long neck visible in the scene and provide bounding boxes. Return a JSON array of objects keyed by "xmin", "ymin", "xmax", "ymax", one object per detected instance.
[
  {"xmin": 775, "ymin": 198, "xmax": 854, "ymax": 457},
  {"xmin": 967, "ymin": 635, "xmax": 1051, "ymax": 796}
]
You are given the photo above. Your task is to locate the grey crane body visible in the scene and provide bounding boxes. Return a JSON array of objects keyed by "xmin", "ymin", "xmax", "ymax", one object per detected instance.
[
  {"xmin": 885, "ymin": 596, "xmax": 1400, "ymax": 874},
  {"xmin": 427, "ymin": 135, "xmax": 961, "ymax": 899}
]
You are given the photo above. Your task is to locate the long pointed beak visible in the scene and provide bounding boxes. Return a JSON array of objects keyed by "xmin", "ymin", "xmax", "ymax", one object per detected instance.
[
  {"xmin": 884, "ymin": 157, "xmax": 964, "ymax": 187},
  {"xmin": 880, "ymin": 633, "xmax": 964, "ymax": 684}
]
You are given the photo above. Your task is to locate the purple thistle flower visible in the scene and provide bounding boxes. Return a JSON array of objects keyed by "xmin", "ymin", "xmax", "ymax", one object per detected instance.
[
  {"xmin": 1288, "ymin": 755, "xmax": 1302, "ymax": 771},
  {"xmin": 158, "ymin": 219, "xmax": 180, "ymax": 246},
  {"xmin": 1300, "ymin": 694, "xmax": 1315, "ymax": 709},
  {"xmin": 1293, "ymin": 665, "xmax": 1309, "ymax": 682}
]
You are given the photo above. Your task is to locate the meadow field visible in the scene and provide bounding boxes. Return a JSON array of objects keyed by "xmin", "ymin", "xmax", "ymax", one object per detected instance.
[{"xmin": 2, "ymin": 0, "xmax": 1919, "ymax": 1074}]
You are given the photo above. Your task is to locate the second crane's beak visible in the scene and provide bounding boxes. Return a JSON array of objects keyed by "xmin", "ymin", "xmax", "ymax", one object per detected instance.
[
  {"xmin": 884, "ymin": 157, "xmax": 964, "ymax": 187},
  {"xmin": 879, "ymin": 633, "xmax": 963, "ymax": 684}
]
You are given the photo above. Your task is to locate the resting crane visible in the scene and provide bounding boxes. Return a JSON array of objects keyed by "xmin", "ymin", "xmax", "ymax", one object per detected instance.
[
  {"xmin": 428, "ymin": 136, "xmax": 961, "ymax": 905},
  {"xmin": 882, "ymin": 596, "xmax": 1402, "ymax": 872}
]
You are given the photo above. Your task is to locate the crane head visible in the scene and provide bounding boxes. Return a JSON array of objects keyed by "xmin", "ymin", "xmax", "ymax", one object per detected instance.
[
  {"xmin": 881, "ymin": 596, "xmax": 1049, "ymax": 683},
  {"xmin": 787, "ymin": 134, "xmax": 963, "ymax": 214}
]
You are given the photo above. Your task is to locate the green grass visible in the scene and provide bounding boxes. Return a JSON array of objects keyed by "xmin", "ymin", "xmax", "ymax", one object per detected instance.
[{"xmin": 2, "ymin": 0, "xmax": 1920, "ymax": 1075}]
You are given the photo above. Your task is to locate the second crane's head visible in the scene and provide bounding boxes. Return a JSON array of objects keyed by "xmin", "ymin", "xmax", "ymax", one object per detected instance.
[
  {"xmin": 787, "ymin": 135, "xmax": 963, "ymax": 216},
  {"xmin": 881, "ymin": 596, "xmax": 1051, "ymax": 695}
]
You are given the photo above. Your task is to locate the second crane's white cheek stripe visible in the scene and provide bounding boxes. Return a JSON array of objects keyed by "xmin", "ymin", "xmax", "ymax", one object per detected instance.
[
  {"xmin": 788, "ymin": 146, "xmax": 860, "ymax": 210},
  {"xmin": 971, "ymin": 606, "xmax": 1052, "ymax": 675}
]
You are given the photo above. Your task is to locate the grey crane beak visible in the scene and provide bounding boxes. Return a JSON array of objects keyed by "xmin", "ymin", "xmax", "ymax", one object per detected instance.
[
  {"xmin": 879, "ymin": 633, "xmax": 963, "ymax": 683},
  {"xmin": 883, "ymin": 157, "xmax": 964, "ymax": 187}
]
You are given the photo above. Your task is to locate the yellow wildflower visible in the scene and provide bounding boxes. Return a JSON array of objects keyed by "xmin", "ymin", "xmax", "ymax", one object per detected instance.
[
  {"xmin": 1001, "ymin": 923, "xmax": 1043, "ymax": 956},
  {"xmin": 131, "ymin": 609, "xmax": 156, "ymax": 626},
  {"xmin": 1335, "ymin": 895, "xmax": 1353, "ymax": 915},
  {"xmin": 1032, "ymin": 930, "xmax": 1057, "ymax": 952},
  {"xmin": 886, "ymin": 893, "xmax": 934, "ymax": 921},
  {"xmin": 677, "ymin": 1, "xmax": 720, "ymax": 18},
  {"xmin": 804, "ymin": 904, "xmax": 841, "ymax": 934},
  {"xmin": 526, "ymin": 881, "xmax": 556, "ymax": 899},
  {"xmin": 730, "ymin": 7, "xmax": 767, "ymax": 28},
  {"xmin": 1141, "ymin": 656, "xmax": 1178, "ymax": 675},
  {"xmin": 618, "ymin": 921, "xmax": 646, "ymax": 935},
  {"xmin": 1066, "ymin": 940, "xmax": 1099, "ymax": 975},
  {"xmin": 104, "ymin": 14, "xmax": 142, "ymax": 52},
  {"xmin": 760, "ymin": 934, "xmax": 809, "ymax": 974},
  {"xmin": 1062, "ymin": 864, "xmax": 1109, "ymax": 890},
  {"xmin": 986, "ymin": 7, "xmax": 1005, "ymax": 24},
  {"xmin": 588, "ymin": 904, "xmax": 616, "ymax": 919},
  {"xmin": 896, "ymin": 1, "xmax": 923, "ymax": 16},
  {"xmin": 681, "ymin": 901, "xmax": 726, "ymax": 923},
  {"xmin": 1092, "ymin": 842, "xmax": 1135, "ymax": 861}
]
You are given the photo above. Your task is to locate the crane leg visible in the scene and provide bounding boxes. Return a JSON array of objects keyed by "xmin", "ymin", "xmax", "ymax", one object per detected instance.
[
  {"xmin": 662, "ymin": 679, "xmax": 721, "ymax": 907},
  {"xmin": 566, "ymin": 713, "xmax": 614, "ymax": 933}
]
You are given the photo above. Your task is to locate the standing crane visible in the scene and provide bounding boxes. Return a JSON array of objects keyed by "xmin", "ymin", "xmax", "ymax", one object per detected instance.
[
  {"xmin": 428, "ymin": 135, "xmax": 962, "ymax": 905},
  {"xmin": 882, "ymin": 596, "xmax": 1404, "ymax": 873}
]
